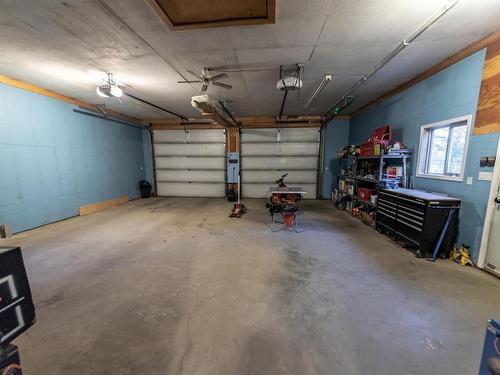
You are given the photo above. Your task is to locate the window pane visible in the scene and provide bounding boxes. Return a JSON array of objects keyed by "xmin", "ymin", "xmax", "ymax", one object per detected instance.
[
  {"xmin": 446, "ymin": 124, "xmax": 467, "ymax": 175},
  {"xmin": 428, "ymin": 127, "xmax": 449, "ymax": 174}
]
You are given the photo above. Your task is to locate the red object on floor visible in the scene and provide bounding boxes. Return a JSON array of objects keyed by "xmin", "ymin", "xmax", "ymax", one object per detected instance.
[
  {"xmin": 229, "ymin": 203, "xmax": 246, "ymax": 218},
  {"xmin": 283, "ymin": 212, "xmax": 295, "ymax": 226}
]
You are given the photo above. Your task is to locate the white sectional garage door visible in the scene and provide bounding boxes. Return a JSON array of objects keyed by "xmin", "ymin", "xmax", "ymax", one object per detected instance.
[
  {"xmin": 241, "ymin": 128, "xmax": 320, "ymax": 199},
  {"xmin": 153, "ymin": 129, "xmax": 226, "ymax": 197}
]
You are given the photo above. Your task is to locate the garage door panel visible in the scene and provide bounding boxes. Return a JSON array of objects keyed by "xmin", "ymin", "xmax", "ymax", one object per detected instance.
[
  {"xmin": 280, "ymin": 128, "xmax": 320, "ymax": 142},
  {"xmin": 155, "ymin": 156, "xmax": 224, "ymax": 170},
  {"xmin": 154, "ymin": 130, "xmax": 190, "ymax": 143},
  {"xmin": 241, "ymin": 142, "xmax": 319, "ymax": 156},
  {"xmin": 240, "ymin": 128, "xmax": 319, "ymax": 143},
  {"xmin": 242, "ymin": 183, "xmax": 317, "ymax": 199},
  {"xmin": 243, "ymin": 170, "xmax": 317, "ymax": 183},
  {"xmin": 242, "ymin": 156, "xmax": 317, "ymax": 170},
  {"xmin": 154, "ymin": 130, "xmax": 225, "ymax": 143},
  {"xmin": 157, "ymin": 182, "xmax": 225, "ymax": 197},
  {"xmin": 156, "ymin": 170, "xmax": 224, "ymax": 183},
  {"xmin": 153, "ymin": 129, "xmax": 226, "ymax": 197},
  {"xmin": 241, "ymin": 128, "xmax": 319, "ymax": 199},
  {"xmin": 240, "ymin": 128, "xmax": 277, "ymax": 142},
  {"xmin": 155, "ymin": 143, "xmax": 225, "ymax": 156}
]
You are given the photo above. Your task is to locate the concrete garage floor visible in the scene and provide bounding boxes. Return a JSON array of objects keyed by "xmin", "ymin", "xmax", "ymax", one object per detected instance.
[{"xmin": 3, "ymin": 197, "xmax": 500, "ymax": 375}]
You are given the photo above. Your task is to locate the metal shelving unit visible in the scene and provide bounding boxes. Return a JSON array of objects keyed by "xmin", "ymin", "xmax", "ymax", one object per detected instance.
[{"xmin": 335, "ymin": 151, "xmax": 411, "ymax": 226}]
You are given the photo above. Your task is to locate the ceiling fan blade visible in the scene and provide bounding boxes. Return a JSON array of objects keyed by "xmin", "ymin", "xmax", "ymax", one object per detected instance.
[
  {"xmin": 187, "ymin": 70, "xmax": 203, "ymax": 80},
  {"xmin": 201, "ymin": 83, "xmax": 208, "ymax": 92},
  {"xmin": 177, "ymin": 80, "xmax": 203, "ymax": 83},
  {"xmin": 212, "ymin": 82, "xmax": 232, "ymax": 90},
  {"xmin": 209, "ymin": 73, "xmax": 228, "ymax": 81}
]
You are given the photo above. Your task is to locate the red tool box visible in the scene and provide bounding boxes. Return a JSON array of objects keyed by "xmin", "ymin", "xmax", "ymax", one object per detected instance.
[
  {"xmin": 360, "ymin": 125, "xmax": 392, "ymax": 156},
  {"xmin": 357, "ymin": 187, "xmax": 376, "ymax": 201}
]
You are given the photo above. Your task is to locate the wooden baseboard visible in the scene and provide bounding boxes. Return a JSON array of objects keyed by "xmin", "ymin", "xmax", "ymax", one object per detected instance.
[{"xmin": 79, "ymin": 196, "xmax": 129, "ymax": 216}]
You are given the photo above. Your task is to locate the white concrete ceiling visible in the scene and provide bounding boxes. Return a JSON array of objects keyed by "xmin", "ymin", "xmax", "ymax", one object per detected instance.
[{"xmin": 0, "ymin": 0, "xmax": 499, "ymax": 120}]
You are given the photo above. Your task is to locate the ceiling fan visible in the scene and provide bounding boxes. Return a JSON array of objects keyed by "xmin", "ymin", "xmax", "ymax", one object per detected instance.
[{"xmin": 177, "ymin": 68, "xmax": 232, "ymax": 92}]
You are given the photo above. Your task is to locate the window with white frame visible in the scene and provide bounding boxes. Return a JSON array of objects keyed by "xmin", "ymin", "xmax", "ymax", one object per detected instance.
[{"xmin": 416, "ymin": 115, "xmax": 471, "ymax": 181}]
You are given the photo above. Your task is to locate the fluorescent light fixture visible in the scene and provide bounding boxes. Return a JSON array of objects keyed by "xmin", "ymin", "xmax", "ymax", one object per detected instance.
[{"xmin": 304, "ymin": 74, "xmax": 332, "ymax": 109}]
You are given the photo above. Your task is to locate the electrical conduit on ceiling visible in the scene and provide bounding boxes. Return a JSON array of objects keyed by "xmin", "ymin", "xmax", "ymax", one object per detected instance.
[{"xmin": 324, "ymin": 0, "xmax": 461, "ymax": 119}]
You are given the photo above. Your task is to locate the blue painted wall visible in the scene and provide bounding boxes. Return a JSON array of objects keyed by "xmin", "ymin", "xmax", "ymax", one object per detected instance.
[
  {"xmin": 349, "ymin": 49, "xmax": 499, "ymax": 261},
  {"xmin": 0, "ymin": 84, "xmax": 146, "ymax": 233},
  {"xmin": 321, "ymin": 118, "xmax": 350, "ymax": 198}
]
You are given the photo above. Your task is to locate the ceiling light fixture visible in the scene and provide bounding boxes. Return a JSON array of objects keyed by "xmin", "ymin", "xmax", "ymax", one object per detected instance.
[
  {"xmin": 96, "ymin": 73, "xmax": 123, "ymax": 98},
  {"xmin": 304, "ymin": 74, "xmax": 332, "ymax": 109}
]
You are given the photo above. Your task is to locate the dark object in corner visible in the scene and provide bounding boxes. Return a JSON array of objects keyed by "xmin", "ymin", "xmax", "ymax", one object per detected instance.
[
  {"xmin": 0, "ymin": 246, "xmax": 37, "ymax": 374},
  {"xmin": 0, "ymin": 344, "xmax": 22, "ymax": 374},
  {"xmin": 226, "ymin": 189, "xmax": 236, "ymax": 202},
  {"xmin": 139, "ymin": 180, "xmax": 152, "ymax": 198}
]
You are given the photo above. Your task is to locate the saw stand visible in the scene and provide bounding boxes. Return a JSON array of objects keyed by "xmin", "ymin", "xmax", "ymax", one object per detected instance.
[{"xmin": 229, "ymin": 175, "xmax": 246, "ymax": 218}]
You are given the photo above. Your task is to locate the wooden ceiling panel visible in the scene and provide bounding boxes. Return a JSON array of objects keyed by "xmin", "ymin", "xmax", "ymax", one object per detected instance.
[{"xmin": 148, "ymin": 0, "xmax": 275, "ymax": 30}]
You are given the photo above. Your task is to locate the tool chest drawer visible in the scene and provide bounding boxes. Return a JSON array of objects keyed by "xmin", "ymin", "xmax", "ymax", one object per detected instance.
[{"xmin": 376, "ymin": 188, "xmax": 460, "ymax": 257}]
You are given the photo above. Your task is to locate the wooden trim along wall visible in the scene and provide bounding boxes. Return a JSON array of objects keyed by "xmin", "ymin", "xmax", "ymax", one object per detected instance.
[
  {"xmin": 353, "ymin": 31, "xmax": 500, "ymax": 117},
  {"xmin": 474, "ymin": 38, "xmax": 500, "ymax": 135},
  {"xmin": 0, "ymin": 74, "xmax": 142, "ymax": 125},
  {"xmin": 79, "ymin": 195, "xmax": 129, "ymax": 216}
]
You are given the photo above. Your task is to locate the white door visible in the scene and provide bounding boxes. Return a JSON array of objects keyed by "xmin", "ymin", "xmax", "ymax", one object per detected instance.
[
  {"xmin": 240, "ymin": 128, "xmax": 320, "ymax": 199},
  {"xmin": 153, "ymin": 129, "xmax": 226, "ymax": 197},
  {"xmin": 485, "ymin": 186, "xmax": 500, "ymax": 276}
]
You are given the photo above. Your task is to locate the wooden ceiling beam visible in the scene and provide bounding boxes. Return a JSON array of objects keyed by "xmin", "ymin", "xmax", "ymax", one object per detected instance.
[
  {"xmin": 236, "ymin": 115, "xmax": 322, "ymax": 122},
  {"xmin": 1, "ymin": 74, "xmax": 95, "ymax": 110},
  {"xmin": 149, "ymin": 115, "xmax": 328, "ymax": 130},
  {"xmin": 151, "ymin": 123, "xmax": 225, "ymax": 130}
]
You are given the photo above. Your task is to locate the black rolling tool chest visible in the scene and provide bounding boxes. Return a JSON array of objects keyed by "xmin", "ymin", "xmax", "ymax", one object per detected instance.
[{"xmin": 376, "ymin": 188, "xmax": 461, "ymax": 258}]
